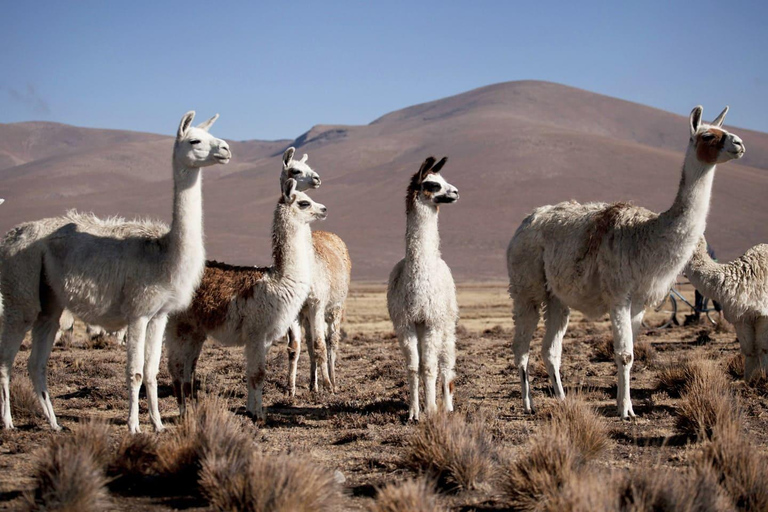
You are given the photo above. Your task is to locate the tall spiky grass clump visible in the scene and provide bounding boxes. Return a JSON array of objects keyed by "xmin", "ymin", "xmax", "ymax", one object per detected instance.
[
  {"xmin": 10, "ymin": 378, "xmax": 44, "ymax": 421},
  {"xmin": 655, "ymin": 358, "xmax": 704, "ymax": 398},
  {"xmin": 403, "ymin": 411, "xmax": 495, "ymax": 491},
  {"xmin": 675, "ymin": 359, "xmax": 740, "ymax": 440},
  {"xmin": 367, "ymin": 478, "xmax": 444, "ymax": 512},
  {"xmin": 23, "ymin": 420, "xmax": 111, "ymax": 511},
  {"xmin": 501, "ymin": 398, "xmax": 607, "ymax": 511}
]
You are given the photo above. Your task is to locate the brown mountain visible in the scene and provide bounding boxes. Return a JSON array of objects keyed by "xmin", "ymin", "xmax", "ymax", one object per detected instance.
[{"xmin": 1, "ymin": 80, "xmax": 766, "ymax": 280}]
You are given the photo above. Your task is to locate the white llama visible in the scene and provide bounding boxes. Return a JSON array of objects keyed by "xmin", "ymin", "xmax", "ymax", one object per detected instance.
[
  {"xmin": 686, "ymin": 237, "xmax": 768, "ymax": 380},
  {"xmin": 277, "ymin": 147, "xmax": 352, "ymax": 395},
  {"xmin": 0, "ymin": 111, "xmax": 230, "ymax": 432},
  {"xmin": 507, "ymin": 106, "xmax": 745, "ymax": 418},
  {"xmin": 387, "ymin": 156, "xmax": 459, "ymax": 421},
  {"xmin": 166, "ymin": 178, "xmax": 324, "ymax": 420}
]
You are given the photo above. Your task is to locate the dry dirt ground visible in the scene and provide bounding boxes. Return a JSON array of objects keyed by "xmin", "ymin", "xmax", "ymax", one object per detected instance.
[{"xmin": 0, "ymin": 282, "xmax": 765, "ymax": 510}]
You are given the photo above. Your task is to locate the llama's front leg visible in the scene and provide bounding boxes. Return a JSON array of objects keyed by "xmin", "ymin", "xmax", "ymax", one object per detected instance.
[
  {"xmin": 754, "ymin": 317, "xmax": 768, "ymax": 375},
  {"xmin": 126, "ymin": 317, "xmax": 149, "ymax": 433},
  {"xmin": 286, "ymin": 319, "xmax": 301, "ymax": 397},
  {"xmin": 308, "ymin": 306, "xmax": 332, "ymax": 392},
  {"xmin": 512, "ymin": 300, "xmax": 541, "ymax": 414},
  {"xmin": 144, "ymin": 314, "xmax": 168, "ymax": 432},
  {"xmin": 610, "ymin": 303, "xmax": 635, "ymax": 419},
  {"xmin": 541, "ymin": 296, "xmax": 569, "ymax": 401},
  {"xmin": 246, "ymin": 338, "xmax": 268, "ymax": 421},
  {"xmin": 735, "ymin": 322, "xmax": 759, "ymax": 381},
  {"xmin": 0, "ymin": 321, "xmax": 30, "ymax": 429},
  {"xmin": 398, "ymin": 326, "xmax": 420, "ymax": 421},
  {"xmin": 439, "ymin": 327, "xmax": 456, "ymax": 413},
  {"xmin": 28, "ymin": 313, "xmax": 62, "ymax": 430},
  {"xmin": 420, "ymin": 325, "xmax": 440, "ymax": 416}
]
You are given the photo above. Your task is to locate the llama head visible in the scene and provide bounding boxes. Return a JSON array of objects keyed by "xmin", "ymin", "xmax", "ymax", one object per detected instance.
[
  {"xmin": 281, "ymin": 178, "xmax": 327, "ymax": 223},
  {"xmin": 406, "ymin": 156, "xmax": 459, "ymax": 212},
  {"xmin": 281, "ymin": 147, "xmax": 321, "ymax": 191},
  {"xmin": 174, "ymin": 111, "xmax": 232, "ymax": 168},
  {"xmin": 688, "ymin": 106, "xmax": 745, "ymax": 165}
]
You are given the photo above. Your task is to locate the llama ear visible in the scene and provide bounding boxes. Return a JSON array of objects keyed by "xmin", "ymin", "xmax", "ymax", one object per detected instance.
[
  {"xmin": 418, "ymin": 156, "xmax": 437, "ymax": 181},
  {"xmin": 282, "ymin": 147, "xmax": 295, "ymax": 169},
  {"xmin": 178, "ymin": 111, "xmax": 196, "ymax": 139},
  {"xmin": 300, "ymin": 154, "xmax": 308, "ymax": 164},
  {"xmin": 0, "ymin": 199, "xmax": 5, "ymax": 205},
  {"xmin": 283, "ymin": 178, "xmax": 298, "ymax": 203},
  {"xmin": 196, "ymin": 113, "xmax": 219, "ymax": 132},
  {"xmin": 711, "ymin": 106, "xmax": 729, "ymax": 128},
  {"xmin": 689, "ymin": 106, "xmax": 703, "ymax": 137},
  {"xmin": 430, "ymin": 156, "xmax": 448, "ymax": 174}
]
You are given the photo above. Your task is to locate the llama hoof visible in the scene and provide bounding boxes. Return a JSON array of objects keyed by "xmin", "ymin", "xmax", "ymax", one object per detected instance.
[{"xmin": 153, "ymin": 424, "xmax": 166, "ymax": 433}]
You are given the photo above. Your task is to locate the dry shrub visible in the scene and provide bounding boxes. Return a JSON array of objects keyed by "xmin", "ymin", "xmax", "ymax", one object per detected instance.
[
  {"xmin": 633, "ymin": 339, "xmax": 657, "ymax": 365},
  {"xmin": 83, "ymin": 332, "xmax": 115, "ymax": 350},
  {"xmin": 592, "ymin": 335, "xmax": 614, "ymax": 362},
  {"xmin": 368, "ymin": 478, "xmax": 444, "ymax": 512},
  {"xmin": 655, "ymin": 358, "xmax": 705, "ymax": 398},
  {"xmin": 542, "ymin": 469, "xmax": 616, "ymax": 511},
  {"xmin": 56, "ymin": 329, "xmax": 73, "ymax": 349},
  {"xmin": 404, "ymin": 411, "xmax": 494, "ymax": 491},
  {"xmin": 107, "ymin": 434, "xmax": 159, "ymax": 489},
  {"xmin": 547, "ymin": 398, "xmax": 608, "ymax": 461},
  {"xmin": 725, "ymin": 353, "xmax": 744, "ymax": 380},
  {"xmin": 676, "ymin": 360, "xmax": 740, "ymax": 440},
  {"xmin": 23, "ymin": 421, "xmax": 111, "ymax": 511},
  {"xmin": 10, "ymin": 378, "xmax": 44, "ymax": 420},
  {"xmin": 200, "ymin": 452, "xmax": 339, "ymax": 512},
  {"xmin": 695, "ymin": 416, "xmax": 768, "ymax": 511}
]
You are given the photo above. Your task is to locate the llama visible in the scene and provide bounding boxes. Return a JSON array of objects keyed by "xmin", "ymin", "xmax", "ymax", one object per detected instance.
[
  {"xmin": 507, "ymin": 106, "xmax": 745, "ymax": 418},
  {"xmin": 166, "ymin": 178, "xmax": 324, "ymax": 420},
  {"xmin": 54, "ymin": 309, "xmax": 75, "ymax": 346},
  {"xmin": 387, "ymin": 156, "xmax": 459, "ymax": 421},
  {"xmin": 277, "ymin": 147, "xmax": 351, "ymax": 395},
  {"xmin": 686, "ymin": 237, "xmax": 768, "ymax": 380},
  {"xmin": 0, "ymin": 111, "xmax": 230, "ymax": 432}
]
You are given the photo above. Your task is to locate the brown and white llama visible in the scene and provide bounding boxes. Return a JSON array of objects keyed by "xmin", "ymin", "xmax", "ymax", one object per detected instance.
[
  {"xmin": 387, "ymin": 156, "xmax": 460, "ymax": 421},
  {"xmin": 507, "ymin": 106, "xmax": 745, "ymax": 418},
  {"xmin": 276, "ymin": 148, "xmax": 352, "ymax": 395},
  {"xmin": 166, "ymin": 178, "xmax": 325, "ymax": 419}
]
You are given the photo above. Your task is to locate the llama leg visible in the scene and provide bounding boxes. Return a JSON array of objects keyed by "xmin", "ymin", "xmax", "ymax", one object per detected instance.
[
  {"xmin": 144, "ymin": 314, "xmax": 167, "ymax": 432},
  {"xmin": 735, "ymin": 322, "xmax": 758, "ymax": 380},
  {"xmin": 167, "ymin": 324, "xmax": 205, "ymax": 417},
  {"xmin": 610, "ymin": 303, "xmax": 635, "ymax": 419},
  {"xmin": 287, "ymin": 319, "xmax": 301, "ymax": 397},
  {"xmin": 125, "ymin": 317, "xmax": 149, "ymax": 433},
  {"xmin": 754, "ymin": 317, "xmax": 768, "ymax": 374},
  {"xmin": 246, "ymin": 338, "xmax": 268, "ymax": 421},
  {"xmin": 0, "ymin": 321, "xmax": 30, "ymax": 429},
  {"xmin": 512, "ymin": 300, "xmax": 541, "ymax": 414},
  {"xmin": 28, "ymin": 310, "xmax": 63, "ymax": 430},
  {"xmin": 309, "ymin": 306, "xmax": 332, "ymax": 391},
  {"xmin": 398, "ymin": 325, "xmax": 420, "ymax": 421},
  {"xmin": 303, "ymin": 314, "xmax": 318, "ymax": 392},
  {"xmin": 541, "ymin": 296, "xmax": 569, "ymax": 401},
  {"xmin": 420, "ymin": 325, "xmax": 440, "ymax": 416},
  {"xmin": 439, "ymin": 326, "xmax": 456, "ymax": 413},
  {"xmin": 327, "ymin": 307, "xmax": 343, "ymax": 393}
]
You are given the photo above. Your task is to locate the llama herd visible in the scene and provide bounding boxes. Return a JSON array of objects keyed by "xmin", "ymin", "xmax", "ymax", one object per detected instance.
[{"xmin": 0, "ymin": 105, "xmax": 764, "ymax": 434}]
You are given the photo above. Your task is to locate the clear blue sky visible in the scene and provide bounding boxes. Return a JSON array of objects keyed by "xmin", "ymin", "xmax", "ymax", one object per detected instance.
[{"xmin": 1, "ymin": 1, "xmax": 766, "ymax": 141}]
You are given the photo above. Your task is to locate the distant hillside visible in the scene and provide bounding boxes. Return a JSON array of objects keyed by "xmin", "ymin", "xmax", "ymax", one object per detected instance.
[{"xmin": 1, "ymin": 81, "xmax": 766, "ymax": 280}]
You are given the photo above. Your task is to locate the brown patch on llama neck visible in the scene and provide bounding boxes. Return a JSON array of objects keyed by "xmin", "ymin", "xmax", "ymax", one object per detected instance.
[
  {"xmin": 584, "ymin": 202, "xmax": 632, "ymax": 257},
  {"xmin": 188, "ymin": 260, "xmax": 268, "ymax": 331},
  {"xmin": 695, "ymin": 128, "xmax": 726, "ymax": 164},
  {"xmin": 312, "ymin": 231, "xmax": 352, "ymax": 279}
]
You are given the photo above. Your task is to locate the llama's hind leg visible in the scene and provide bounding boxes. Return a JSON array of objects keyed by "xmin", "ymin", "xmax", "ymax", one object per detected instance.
[
  {"xmin": 0, "ymin": 318, "xmax": 32, "ymax": 429},
  {"xmin": 144, "ymin": 314, "xmax": 167, "ymax": 432},
  {"xmin": 439, "ymin": 326, "xmax": 456, "ymax": 413},
  {"xmin": 398, "ymin": 325, "xmax": 420, "ymax": 421},
  {"xmin": 541, "ymin": 296, "xmax": 569, "ymax": 401},
  {"xmin": 308, "ymin": 306, "xmax": 332, "ymax": 392},
  {"xmin": 166, "ymin": 322, "xmax": 205, "ymax": 417},
  {"xmin": 286, "ymin": 319, "xmax": 301, "ymax": 397},
  {"xmin": 610, "ymin": 302, "xmax": 635, "ymax": 419},
  {"xmin": 246, "ymin": 337, "xmax": 268, "ymax": 421},
  {"xmin": 754, "ymin": 317, "xmax": 768, "ymax": 375},
  {"xmin": 125, "ymin": 317, "xmax": 149, "ymax": 434},
  {"xmin": 735, "ymin": 321, "xmax": 759, "ymax": 381},
  {"xmin": 512, "ymin": 300, "xmax": 541, "ymax": 414},
  {"xmin": 326, "ymin": 307, "xmax": 343, "ymax": 393},
  {"xmin": 28, "ymin": 308, "xmax": 64, "ymax": 430}
]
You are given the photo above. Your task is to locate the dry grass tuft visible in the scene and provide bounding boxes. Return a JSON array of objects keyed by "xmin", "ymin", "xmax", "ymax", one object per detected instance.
[
  {"xmin": 592, "ymin": 335, "xmax": 615, "ymax": 362},
  {"xmin": 615, "ymin": 468, "xmax": 725, "ymax": 512},
  {"xmin": 546, "ymin": 398, "xmax": 608, "ymax": 461},
  {"xmin": 675, "ymin": 359, "xmax": 740, "ymax": 440},
  {"xmin": 633, "ymin": 339, "xmax": 657, "ymax": 365},
  {"xmin": 107, "ymin": 434, "xmax": 159, "ymax": 489},
  {"xmin": 725, "ymin": 353, "xmax": 744, "ymax": 380},
  {"xmin": 200, "ymin": 452, "xmax": 340, "ymax": 512},
  {"xmin": 23, "ymin": 421, "xmax": 111, "ymax": 511},
  {"xmin": 367, "ymin": 478, "xmax": 444, "ymax": 512},
  {"xmin": 10, "ymin": 379, "xmax": 44, "ymax": 420},
  {"xmin": 83, "ymin": 333, "xmax": 116, "ymax": 350},
  {"xmin": 655, "ymin": 358, "xmax": 705, "ymax": 398},
  {"xmin": 404, "ymin": 411, "xmax": 494, "ymax": 492}
]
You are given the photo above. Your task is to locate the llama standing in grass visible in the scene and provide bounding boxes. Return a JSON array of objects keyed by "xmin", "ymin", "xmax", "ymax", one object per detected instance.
[
  {"xmin": 507, "ymin": 106, "xmax": 745, "ymax": 418},
  {"xmin": 686, "ymin": 237, "xmax": 768, "ymax": 380},
  {"xmin": 276, "ymin": 148, "xmax": 352, "ymax": 395},
  {"xmin": 166, "ymin": 178, "xmax": 325, "ymax": 420},
  {"xmin": 387, "ymin": 156, "xmax": 459, "ymax": 421},
  {"xmin": 0, "ymin": 111, "xmax": 230, "ymax": 432}
]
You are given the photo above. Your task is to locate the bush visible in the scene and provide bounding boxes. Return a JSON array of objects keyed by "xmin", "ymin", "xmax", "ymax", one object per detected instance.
[
  {"xmin": 368, "ymin": 478, "xmax": 443, "ymax": 512},
  {"xmin": 675, "ymin": 360, "xmax": 740, "ymax": 440}
]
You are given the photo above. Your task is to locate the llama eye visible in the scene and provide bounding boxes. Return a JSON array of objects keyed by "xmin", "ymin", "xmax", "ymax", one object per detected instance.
[
  {"xmin": 189, "ymin": 139, "xmax": 201, "ymax": 145},
  {"xmin": 291, "ymin": 169, "xmax": 302, "ymax": 175},
  {"xmin": 297, "ymin": 201, "xmax": 311, "ymax": 209},
  {"xmin": 701, "ymin": 133, "xmax": 715, "ymax": 141},
  {"xmin": 423, "ymin": 182, "xmax": 441, "ymax": 192}
]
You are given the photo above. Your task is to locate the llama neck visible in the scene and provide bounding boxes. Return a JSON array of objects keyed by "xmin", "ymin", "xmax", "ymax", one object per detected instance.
[
  {"xmin": 655, "ymin": 148, "xmax": 716, "ymax": 252},
  {"xmin": 405, "ymin": 202, "xmax": 441, "ymax": 267},
  {"xmin": 272, "ymin": 205, "xmax": 313, "ymax": 286},
  {"xmin": 168, "ymin": 161, "xmax": 204, "ymax": 274},
  {"xmin": 685, "ymin": 243, "xmax": 722, "ymax": 302}
]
